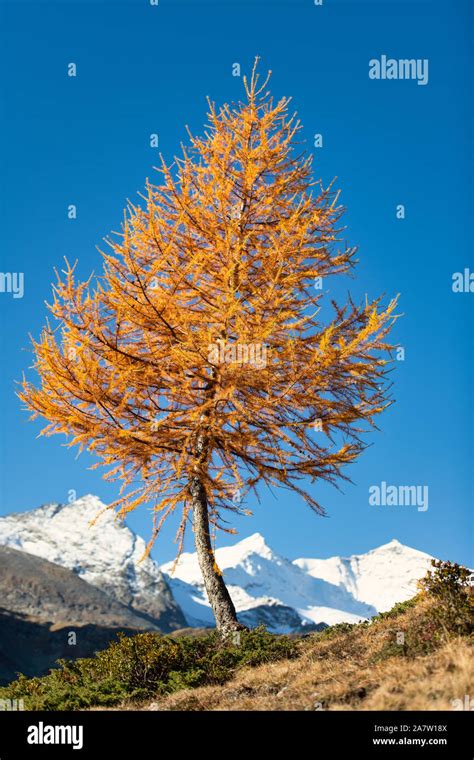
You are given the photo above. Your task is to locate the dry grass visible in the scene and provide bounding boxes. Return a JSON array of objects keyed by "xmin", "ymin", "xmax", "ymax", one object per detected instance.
[
  {"xmin": 142, "ymin": 643, "xmax": 473, "ymax": 712},
  {"xmin": 107, "ymin": 598, "xmax": 473, "ymax": 712}
]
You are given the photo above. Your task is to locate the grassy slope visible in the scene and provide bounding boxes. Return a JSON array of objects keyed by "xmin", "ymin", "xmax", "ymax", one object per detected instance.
[
  {"xmin": 2, "ymin": 574, "xmax": 472, "ymax": 711},
  {"xmin": 102, "ymin": 595, "xmax": 473, "ymax": 711},
  {"xmin": 143, "ymin": 612, "xmax": 473, "ymax": 711}
]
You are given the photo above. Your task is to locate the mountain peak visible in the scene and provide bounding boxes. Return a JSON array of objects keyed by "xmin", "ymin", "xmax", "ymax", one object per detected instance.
[
  {"xmin": 0, "ymin": 494, "xmax": 185, "ymax": 631},
  {"xmin": 24, "ymin": 494, "xmax": 108, "ymax": 520},
  {"xmin": 381, "ymin": 538, "xmax": 403, "ymax": 548},
  {"xmin": 57, "ymin": 494, "xmax": 109, "ymax": 514},
  {"xmin": 219, "ymin": 531, "xmax": 275, "ymax": 563},
  {"xmin": 368, "ymin": 538, "xmax": 430, "ymax": 559},
  {"xmin": 236, "ymin": 532, "xmax": 270, "ymax": 552}
]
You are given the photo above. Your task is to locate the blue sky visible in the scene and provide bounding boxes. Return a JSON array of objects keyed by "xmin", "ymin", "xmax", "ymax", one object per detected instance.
[{"xmin": 0, "ymin": 0, "xmax": 472, "ymax": 566}]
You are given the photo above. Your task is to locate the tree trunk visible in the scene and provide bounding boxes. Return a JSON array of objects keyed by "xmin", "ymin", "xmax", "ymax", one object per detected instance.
[{"xmin": 190, "ymin": 475, "xmax": 244, "ymax": 635}]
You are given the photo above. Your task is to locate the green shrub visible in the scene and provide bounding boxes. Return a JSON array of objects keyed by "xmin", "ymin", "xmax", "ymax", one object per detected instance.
[
  {"xmin": 372, "ymin": 616, "xmax": 441, "ymax": 663},
  {"xmin": 418, "ymin": 559, "xmax": 473, "ymax": 636},
  {"xmin": 315, "ymin": 622, "xmax": 358, "ymax": 640},
  {"xmin": 0, "ymin": 627, "xmax": 297, "ymax": 711},
  {"xmin": 373, "ymin": 561, "xmax": 473, "ymax": 664},
  {"xmin": 370, "ymin": 597, "xmax": 418, "ymax": 623}
]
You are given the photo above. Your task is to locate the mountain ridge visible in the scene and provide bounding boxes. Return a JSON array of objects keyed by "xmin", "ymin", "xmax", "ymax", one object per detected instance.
[
  {"xmin": 0, "ymin": 495, "xmax": 435, "ymax": 635},
  {"xmin": 161, "ymin": 530, "xmax": 433, "ymax": 632}
]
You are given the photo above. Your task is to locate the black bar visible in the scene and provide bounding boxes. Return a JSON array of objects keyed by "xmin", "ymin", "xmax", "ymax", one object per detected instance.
[{"xmin": 0, "ymin": 710, "xmax": 471, "ymax": 758}]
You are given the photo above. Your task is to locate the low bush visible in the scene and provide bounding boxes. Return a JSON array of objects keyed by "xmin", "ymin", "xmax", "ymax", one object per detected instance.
[
  {"xmin": 373, "ymin": 560, "xmax": 473, "ymax": 663},
  {"xmin": 418, "ymin": 559, "xmax": 473, "ymax": 635},
  {"xmin": 0, "ymin": 627, "xmax": 297, "ymax": 710}
]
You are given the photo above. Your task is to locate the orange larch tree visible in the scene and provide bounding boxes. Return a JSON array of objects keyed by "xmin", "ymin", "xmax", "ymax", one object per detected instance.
[{"xmin": 20, "ymin": 61, "xmax": 398, "ymax": 633}]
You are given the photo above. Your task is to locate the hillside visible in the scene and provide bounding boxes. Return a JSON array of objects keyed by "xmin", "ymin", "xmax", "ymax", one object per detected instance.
[
  {"xmin": 0, "ymin": 609, "xmax": 143, "ymax": 687},
  {"xmin": 2, "ymin": 561, "xmax": 471, "ymax": 711},
  {"xmin": 149, "ymin": 617, "xmax": 473, "ymax": 712},
  {"xmin": 0, "ymin": 545, "xmax": 166, "ymax": 684},
  {"xmin": 0, "ymin": 545, "xmax": 161, "ymax": 629}
]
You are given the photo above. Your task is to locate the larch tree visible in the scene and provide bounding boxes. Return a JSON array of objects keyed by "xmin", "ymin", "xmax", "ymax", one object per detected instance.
[{"xmin": 20, "ymin": 61, "xmax": 398, "ymax": 634}]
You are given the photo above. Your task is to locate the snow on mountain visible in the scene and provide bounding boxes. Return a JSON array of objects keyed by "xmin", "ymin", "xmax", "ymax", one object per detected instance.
[
  {"xmin": 161, "ymin": 532, "xmax": 379, "ymax": 631},
  {"xmin": 0, "ymin": 495, "xmax": 185, "ymax": 632},
  {"xmin": 294, "ymin": 539, "xmax": 433, "ymax": 613},
  {"xmin": 0, "ymin": 494, "xmax": 436, "ymax": 636}
]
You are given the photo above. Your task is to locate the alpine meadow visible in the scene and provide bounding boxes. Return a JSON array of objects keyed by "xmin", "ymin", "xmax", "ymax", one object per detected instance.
[{"xmin": 19, "ymin": 61, "xmax": 398, "ymax": 634}]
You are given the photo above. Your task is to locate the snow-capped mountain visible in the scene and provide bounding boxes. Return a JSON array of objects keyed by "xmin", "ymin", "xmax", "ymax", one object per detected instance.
[
  {"xmin": 294, "ymin": 539, "xmax": 433, "ymax": 614},
  {"xmin": 0, "ymin": 494, "xmax": 435, "ymax": 636},
  {"xmin": 161, "ymin": 533, "xmax": 433, "ymax": 632},
  {"xmin": 0, "ymin": 495, "xmax": 185, "ymax": 632}
]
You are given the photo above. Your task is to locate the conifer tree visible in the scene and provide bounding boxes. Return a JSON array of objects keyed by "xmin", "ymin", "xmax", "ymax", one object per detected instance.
[{"xmin": 20, "ymin": 61, "xmax": 397, "ymax": 633}]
